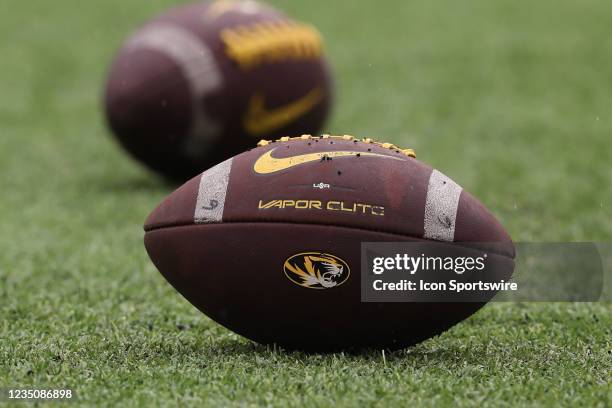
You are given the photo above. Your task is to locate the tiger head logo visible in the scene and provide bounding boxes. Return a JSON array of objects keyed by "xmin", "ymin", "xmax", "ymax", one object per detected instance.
[{"xmin": 283, "ymin": 252, "xmax": 350, "ymax": 289}]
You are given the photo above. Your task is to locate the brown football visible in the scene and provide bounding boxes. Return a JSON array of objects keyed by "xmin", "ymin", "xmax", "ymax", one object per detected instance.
[
  {"xmin": 104, "ymin": 0, "xmax": 333, "ymax": 180},
  {"xmin": 144, "ymin": 135, "xmax": 515, "ymax": 351}
]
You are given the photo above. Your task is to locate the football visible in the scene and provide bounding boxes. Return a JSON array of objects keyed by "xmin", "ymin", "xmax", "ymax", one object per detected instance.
[
  {"xmin": 104, "ymin": 0, "xmax": 333, "ymax": 180},
  {"xmin": 144, "ymin": 135, "xmax": 515, "ymax": 351}
]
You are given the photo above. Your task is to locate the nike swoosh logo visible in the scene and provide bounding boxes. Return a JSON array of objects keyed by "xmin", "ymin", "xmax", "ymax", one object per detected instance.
[
  {"xmin": 253, "ymin": 148, "xmax": 404, "ymax": 174},
  {"xmin": 243, "ymin": 87, "xmax": 324, "ymax": 136}
]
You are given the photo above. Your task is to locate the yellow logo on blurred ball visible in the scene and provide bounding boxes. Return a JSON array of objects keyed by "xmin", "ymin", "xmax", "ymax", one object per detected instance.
[
  {"xmin": 244, "ymin": 88, "xmax": 324, "ymax": 136},
  {"xmin": 221, "ymin": 20, "xmax": 323, "ymax": 69}
]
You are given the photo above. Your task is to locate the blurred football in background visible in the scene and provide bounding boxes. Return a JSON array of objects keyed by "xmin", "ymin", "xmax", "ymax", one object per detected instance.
[{"xmin": 104, "ymin": 0, "xmax": 333, "ymax": 180}]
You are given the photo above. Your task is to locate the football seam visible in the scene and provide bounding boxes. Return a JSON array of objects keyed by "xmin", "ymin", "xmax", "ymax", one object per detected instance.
[{"xmin": 144, "ymin": 220, "xmax": 515, "ymax": 259}]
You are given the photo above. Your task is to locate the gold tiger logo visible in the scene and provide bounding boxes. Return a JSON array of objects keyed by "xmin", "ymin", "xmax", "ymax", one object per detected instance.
[{"xmin": 284, "ymin": 252, "xmax": 350, "ymax": 289}]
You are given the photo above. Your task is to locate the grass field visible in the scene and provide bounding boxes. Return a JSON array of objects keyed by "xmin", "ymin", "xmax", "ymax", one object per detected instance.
[{"xmin": 1, "ymin": 0, "xmax": 611, "ymax": 406}]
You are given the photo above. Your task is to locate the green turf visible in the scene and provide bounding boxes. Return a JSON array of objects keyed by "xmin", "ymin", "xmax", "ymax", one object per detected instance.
[{"xmin": 1, "ymin": 0, "xmax": 611, "ymax": 406}]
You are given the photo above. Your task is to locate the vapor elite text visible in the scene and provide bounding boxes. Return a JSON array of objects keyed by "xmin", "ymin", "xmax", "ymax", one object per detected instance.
[{"xmin": 258, "ymin": 199, "xmax": 385, "ymax": 216}]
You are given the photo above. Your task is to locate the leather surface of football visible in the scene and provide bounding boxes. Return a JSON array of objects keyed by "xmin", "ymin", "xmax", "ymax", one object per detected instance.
[{"xmin": 144, "ymin": 135, "xmax": 515, "ymax": 351}]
